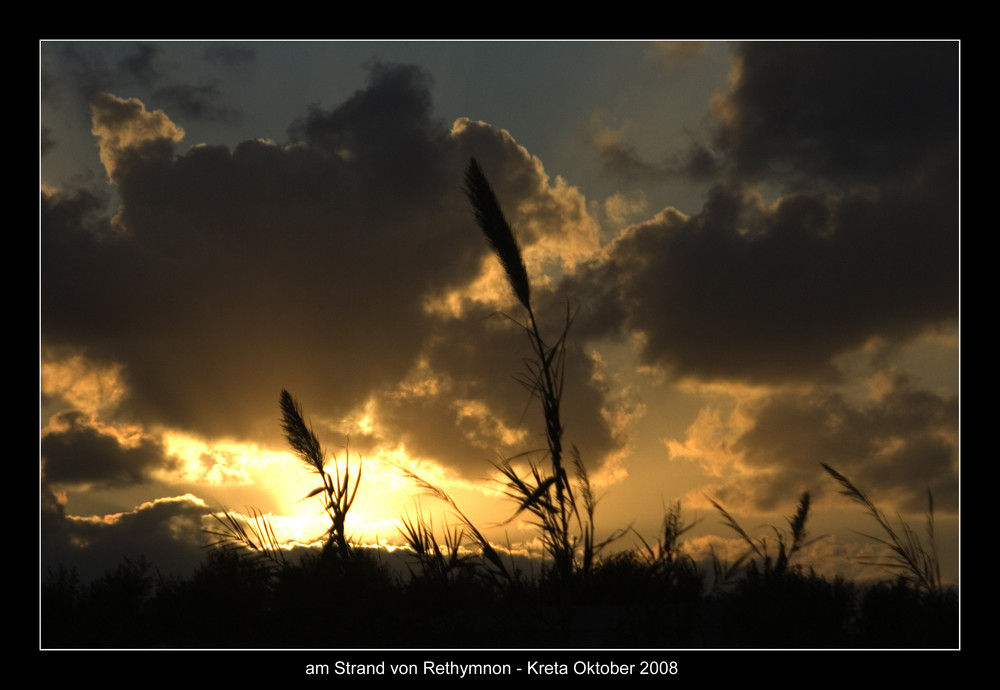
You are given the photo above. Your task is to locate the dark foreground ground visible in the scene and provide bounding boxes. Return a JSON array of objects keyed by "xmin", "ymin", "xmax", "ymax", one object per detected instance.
[{"xmin": 41, "ymin": 548, "xmax": 958, "ymax": 649}]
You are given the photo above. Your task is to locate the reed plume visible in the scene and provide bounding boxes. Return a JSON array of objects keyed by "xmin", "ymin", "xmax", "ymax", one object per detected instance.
[
  {"xmin": 280, "ymin": 388, "xmax": 361, "ymax": 559},
  {"xmin": 464, "ymin": 157, "xmax": 531, "ymax": 311},
  {"xmin": 464, "ymin": 157, "xmax": 616, "ymax": 580},
  {"xmin": 280, "ymin": 389, "xmax": 324, "ymax": 474},
  {"xmin": 822, "ymin": 463, "xmax": 942, "ymax": 592}
]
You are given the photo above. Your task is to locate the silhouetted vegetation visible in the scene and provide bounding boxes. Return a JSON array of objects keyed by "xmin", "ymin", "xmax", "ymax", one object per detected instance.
[
  {"xmin": 465, "ymin": 158, "xmax": 616, "ymax": 582},
  {"xmin": 40, "ymin": 160, "xmax": 957, "ymax": 649},
  {"xmin": 822, "ymin": 463, "xmax": 945, "ymax": 594},
  {"xmin": 41, "ymin": 540, "xmax": 957, "ymax": 648}
]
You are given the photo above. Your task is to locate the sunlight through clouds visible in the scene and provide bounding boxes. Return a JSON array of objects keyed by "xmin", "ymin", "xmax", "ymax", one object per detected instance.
[{"xmin": 159, "ymin": 432, "xmax": 268, "ymax": 486}]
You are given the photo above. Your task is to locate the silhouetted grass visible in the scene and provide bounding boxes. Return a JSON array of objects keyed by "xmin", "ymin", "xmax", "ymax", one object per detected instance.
[
  {"xmin": 398, "ymin": 505, "xmax": 471, "ymax": 582},
  {"xmin": 709, "ymin": 491, "xmax": 823, "ymax": 580},
  {"xmin": 281, "ymin": 389, "xmax": 361, "ymax": 560},
  {"xmin": 398, "ymin": 465, "xmax": 512, "ymax": 585},
  {"xmin": 465, "ymin": 158, "xmax": 625, "ymax": 581},
  {"xmin": 205, "ymin": 505, "xmax": 288, "ymax": 576},
  {"xmin": 822, "ymin": 463, "xmax": 943, "ymax": 593}
]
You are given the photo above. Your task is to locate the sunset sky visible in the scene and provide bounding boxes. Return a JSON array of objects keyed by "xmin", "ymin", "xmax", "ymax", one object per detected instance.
[{"xmin": 40, "ymin": 40, "xmax": 959, "ymax": 585}]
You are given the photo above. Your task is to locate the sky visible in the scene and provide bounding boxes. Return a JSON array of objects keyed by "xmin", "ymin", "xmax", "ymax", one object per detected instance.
[{"xmin": 40, "ymin": 40, "xmax": 959, "ymax": 586}]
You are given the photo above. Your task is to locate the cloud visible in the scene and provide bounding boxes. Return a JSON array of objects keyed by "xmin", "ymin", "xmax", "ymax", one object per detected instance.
[
  {"xmin": 41, "ymin": 351, "xmax": 126, "ymax": 416},
  {"xmin": 604, "ymin": 190, "xmax": 647, "ymax": 226},
  {"xmin": 41, "ymin": 490, "xmax": 210, "ymax": 581},
  {"xmin": 710, "ymin": 42, "xmax": 958, "ymax": 186},
  {"xmin": 47, "ymin": 69, "xmax": 460, "ymax": 444},
  {"xmin": 672, "ymin": 368, "xmax": 958, "ymax": 515},
  {"xmin": 41, "ymin": 410, "xmax": 177, "ymax": 488},
  {"xmin": 45, "ymin": 42, "xmax": 244, "ymax": 129},
  {"xmin": 568, "ymin": 42, "xmax": 958, "ymax": 385},
  {"xmin": 578, "ymin": 182, "xmax": 956, "ymax": 384},
  {"xmin": 41, "ymin": 62, "xmax": 619, "ymax": 479},
  {"xmin": 89, "ymin": 92, "xmax": 185, "ymax": 183},
  {"xmin": 372, "ymin": 310, "xmax": 617, "ymax": 475},
  {"xmin": 594, "ymin": 126, "xmax": 664, "ymax": 178},
  {"xmin": 592, "ymin": 123, "xmax": 719, "ymax": 181}
]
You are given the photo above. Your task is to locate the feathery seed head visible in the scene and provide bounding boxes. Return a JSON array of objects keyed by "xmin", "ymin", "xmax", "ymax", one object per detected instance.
[{"xmin": 464, "ymin": 158, "xmax": 532, "ymax": 311}]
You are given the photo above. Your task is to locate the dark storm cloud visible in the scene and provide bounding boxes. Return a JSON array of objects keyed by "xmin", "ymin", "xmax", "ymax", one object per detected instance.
[
  {"xmin": 725, "ymin": 370, "xmax": 958, "ymax": 514},
  {"xmin": 41, "ymin": 489, "xmax": 209, "ymax": 581},
  {"xmin": 569, "ymin": 41, "xmax": 958, "ymax": 384},
  {"xmin": 43, "ymin": 63, "xmax": 465, "ymax": 442},
  {"xmin": 713, "ymin": 42, "xmax": 958, "ymax": 186},
  {"xmin": 288, "ymin": 62, "xmax": 447, "ymax": 203},
  {"xmin": 43, "ymin": 172, "xmax": 107, "ymax": 215},
  {"xmin": 41, "ymin": 410, "xmax": 176, "ymax": 487},
  {"xmin": 573, "ymin": 179, "xmax": 956, "ymax": 383},
  {"xmin": 41, "ymin": 61, "xmax": 621, "ymax": 477}
]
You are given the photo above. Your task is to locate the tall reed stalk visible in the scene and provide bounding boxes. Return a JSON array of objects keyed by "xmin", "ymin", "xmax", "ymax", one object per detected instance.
[
  {"xmin": 281, "ymin": 389, "xmax": 361, "ymax": 560},
  {"xmin": 205, "ymin": 391, "xmax": 363, "ymax": 564},
  {"xmin": 464, "ymin": 158, "xmax": 614, "ymax": 579}
]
